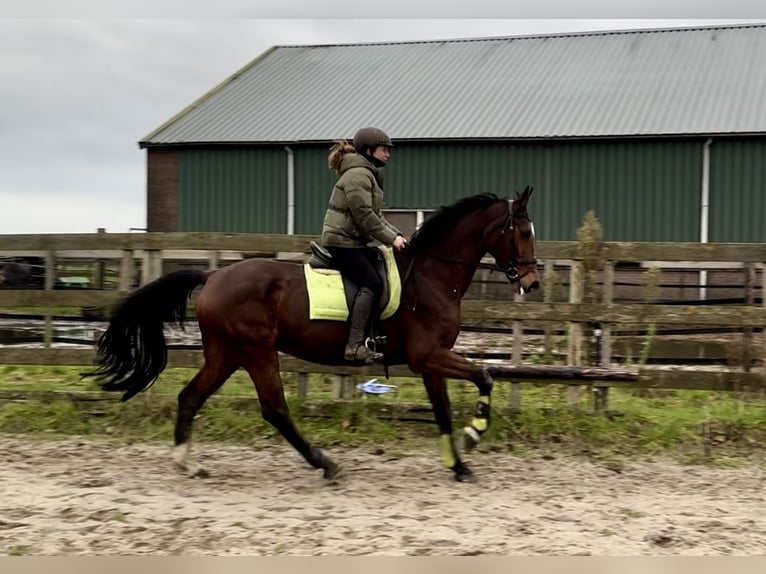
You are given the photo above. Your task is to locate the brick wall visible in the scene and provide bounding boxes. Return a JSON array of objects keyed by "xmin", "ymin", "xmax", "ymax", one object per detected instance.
[{"xmin": 146, "ymin": 149, "xmax": 179, "ymax": 232}]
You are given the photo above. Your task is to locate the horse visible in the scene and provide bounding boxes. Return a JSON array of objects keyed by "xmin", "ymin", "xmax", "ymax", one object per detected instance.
[{"xmin": 83, "ymin": 187, "xmax": 540, "ymax": 482}]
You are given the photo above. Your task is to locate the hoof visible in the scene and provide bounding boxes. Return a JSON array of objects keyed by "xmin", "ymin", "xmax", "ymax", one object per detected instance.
[
  {"xmin": 453, "ymin": 463, "xmax": 476, "ymax": 483},
  {"xmin": 189, "ymin": 466, "xmax": 210, "ymax": 479},
  {"xmin": 459, "ymin": 426, "xmax": 481, "ymax": 451},
  {"xmin": 310, "ymin": 447, "xmax": 342, "ymax": 481},
  {"xmin": 174, "ymin": 462, "xmax": 210, "ymax": 479},
  {"xmin": 323, "ymin": 460, "xmax": 342, "ymax": 481}
]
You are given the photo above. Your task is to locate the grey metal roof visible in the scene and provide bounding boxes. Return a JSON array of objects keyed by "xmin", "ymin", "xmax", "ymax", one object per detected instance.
[{"xmin": 141, "ymin": 23, "xmax": 766, "ymax": 146}]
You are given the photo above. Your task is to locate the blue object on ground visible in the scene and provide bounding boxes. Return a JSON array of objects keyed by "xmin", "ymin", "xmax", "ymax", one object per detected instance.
[{"xmin": 356, "ymin": 379, "xmax": 397, "ymax": 395}]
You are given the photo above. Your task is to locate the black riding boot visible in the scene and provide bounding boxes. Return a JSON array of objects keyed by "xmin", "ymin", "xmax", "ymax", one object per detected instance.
[{"xmin": 344, "ymin": 287, "xmax": 383, "ymax": 364}]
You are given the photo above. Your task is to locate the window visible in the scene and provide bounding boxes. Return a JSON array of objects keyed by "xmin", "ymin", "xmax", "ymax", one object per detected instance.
[{"xmin": 382, "ymin": 209, "xmax": 436, "ymax": 237}]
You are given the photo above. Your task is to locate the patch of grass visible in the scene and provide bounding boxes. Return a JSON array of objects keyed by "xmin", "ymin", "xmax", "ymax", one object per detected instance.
[
  {"xmin": 1, "ymin": 366, "xmax": 766, "ymax": 466},
  {"xmin": 110, "ymin": 512, "xmax": 127, "ymax": 523},
  {"xmin": 0, "ymin": 400, "xmax": 91, "ymax": 435},
  {"xmin": 7, "ymin": 547, "xmax": 27, "ymax": 556},
  {"xmin": 618, "ymin": 508, "xmax": 647, "ymax": 519}
]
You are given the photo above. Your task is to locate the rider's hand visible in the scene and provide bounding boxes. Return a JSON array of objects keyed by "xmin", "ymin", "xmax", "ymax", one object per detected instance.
[{"xmin": 393, "ymin": 235, "xmax": 408, "ymax": 251}]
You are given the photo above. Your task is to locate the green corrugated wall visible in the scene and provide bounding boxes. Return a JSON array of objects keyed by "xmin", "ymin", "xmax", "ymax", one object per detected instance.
[
  {"xmin": 178, "ymin": 147, "xmax": 287, "ymax": 232},
  {"xmin": 176, "ymin": 138, "xmax": 766, "ymax": 242},
  {"xmin": 709, "ymin": 139, "xmax": 766, "ymax": 242},
  {"xmin": 384, "ymin": 140, "xmax": 703, "ymax": 241},
  {"xmin": 293, "ymin": 146, "xmax": 337, "ymax": 234}
]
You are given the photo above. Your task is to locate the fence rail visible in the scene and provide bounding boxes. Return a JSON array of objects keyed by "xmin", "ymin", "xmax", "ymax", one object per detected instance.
[
  {"xmin": 1, "ymin": 232, "xmax": 764, "ymax": 412},
  {"xmin": 1, "ymin": 232, "xmax": 766, "ymax": 261},
  {"xmin": 0, "ymin": 347, "xmax": 763, "ymax": 395}
]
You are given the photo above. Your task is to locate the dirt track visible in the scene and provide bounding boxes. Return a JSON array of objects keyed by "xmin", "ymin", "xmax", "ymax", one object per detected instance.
[{"xmin": 0, "ymin": 437, "xmax": 764, "ymax": 555}]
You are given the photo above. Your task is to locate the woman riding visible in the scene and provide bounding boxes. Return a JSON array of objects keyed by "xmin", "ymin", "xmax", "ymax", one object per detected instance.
[{"xmin": 320, "ymin": 126, "xmax": 409, "ymax": 364}]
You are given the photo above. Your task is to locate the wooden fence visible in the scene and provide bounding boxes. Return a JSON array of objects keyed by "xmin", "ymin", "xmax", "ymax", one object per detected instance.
[{"xmin": 1, "ymin": 232, "xmax": 765, "ymax": 411}]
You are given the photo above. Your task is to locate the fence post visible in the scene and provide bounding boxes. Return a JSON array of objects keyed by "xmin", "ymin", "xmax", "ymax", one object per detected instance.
[
  {"xmin": 594, "ymin": 261, "xmax": 615, "ymax": 412},
  {"xmin": 119, "ymin": 250, "xmax": 135, "ymax": 292},
  {"xmin": 479, "ymin": 268, "xmax": 488, "ymax": 298},
  {"xmin": 566, "ymin": 261, "xmax": 584, "ymax": 408},
  {"xmin": 331, "ymin": 375, "xmax": 343, "ymax": 399},
  {"xmin": 743, "ymin": 263, "xmax": 756, "ymax": 373},
  {"xmin": 510, "ymin": 290, "xmax": 524, "ymax": 413},
  {"xmin": 43, "ymin": 249, "xmax": 56, "ymax": 348},
  {"xmin": 761, "ymin": 262, "xmax": 766, "ymax": 376},
  {"xmin": 297, "ymin": 372, "xmax": 309, "ymax": 399},
  {"xmin": 141, "ymin": 250, "xmax": 163, "ymax": 285},
  {"xmin": 332, "ymin": 375, "xmax": 355, "ymax": 399},
  {"xmin": 91, "ymin": 228, "xmax": 106, "ymax": 289},
  {"xmin": 208, "ymin": 250, "xmax": 219, "ymax": 271},
  {"xmin": 542, "ymin": 260, "xmax": 555, "ymax": 359},
  {"xmin": 343, "ymin": 375, "xmax": 356, "ymax": 399}
]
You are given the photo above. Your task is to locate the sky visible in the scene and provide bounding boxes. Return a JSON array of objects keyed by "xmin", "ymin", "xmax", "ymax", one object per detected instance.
[{"xmin": 2, "ymin": 15, "xmax": 766, "ymax": 234}]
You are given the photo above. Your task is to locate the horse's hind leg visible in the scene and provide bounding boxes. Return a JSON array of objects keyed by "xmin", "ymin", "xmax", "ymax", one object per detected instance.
[
  {"xmin": 173, "ymin": 348, "xmax": 238, "ymax": 477},
  {"xmin": 241, "ymin": 347, "xmax": 340, "ymax": 480}
]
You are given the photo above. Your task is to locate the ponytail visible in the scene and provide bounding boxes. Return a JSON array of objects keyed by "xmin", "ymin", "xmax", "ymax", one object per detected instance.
[{"xmin": 327, "ymin": 140, "xmax": 356, "ymax": 173}]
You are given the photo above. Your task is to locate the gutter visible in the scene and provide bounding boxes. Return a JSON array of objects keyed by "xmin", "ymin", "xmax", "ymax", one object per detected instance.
[
  {"xmin": 285, "ymin": 145, "xmax": 295, "ymax": 234},
  {"xmin": 699, "ymin": 137, "xmax": 713, "ymax": 300}
]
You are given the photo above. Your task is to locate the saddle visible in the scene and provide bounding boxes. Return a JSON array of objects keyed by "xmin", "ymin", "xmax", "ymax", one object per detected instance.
[
  {"xmin": 306, "ymin": 242, "xmax": 402, "ymax": 356},
  {"xmin": 308, "ymin": 241, "xmax": 392, "ymax": 317}
]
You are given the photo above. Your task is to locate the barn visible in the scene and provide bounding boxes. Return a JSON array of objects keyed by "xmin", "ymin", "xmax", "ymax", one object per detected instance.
[{"xmin": 140, "ymin": 23, "xmax": 766, "ymax": 243}]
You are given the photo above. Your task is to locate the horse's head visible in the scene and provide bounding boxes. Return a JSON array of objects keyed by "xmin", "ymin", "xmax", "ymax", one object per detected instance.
[
  {"xmin": 486, "ymin": 186, "xmax": 540, "ymax": 294},
  {"xmin": 407, "ymin": 190, "xmax": 540, "ymax": 295}
]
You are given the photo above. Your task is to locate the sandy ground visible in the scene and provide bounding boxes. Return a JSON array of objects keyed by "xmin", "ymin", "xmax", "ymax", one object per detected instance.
[{"xmin": 0, "ymin": 438, "xmax": 765, "ymax": 556}]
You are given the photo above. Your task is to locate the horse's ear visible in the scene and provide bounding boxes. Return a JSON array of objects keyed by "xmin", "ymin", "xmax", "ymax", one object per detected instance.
[
  {"xmin": 513, "ymin": 185, "xmax": 534, "ymax": 205},
  {"xmin": 516, "ymin": 185, "xmax": 533, "ymax": 205}
]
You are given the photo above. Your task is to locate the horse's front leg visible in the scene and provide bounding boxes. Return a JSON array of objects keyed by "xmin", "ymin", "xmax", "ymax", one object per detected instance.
[
  {"xmin": 421, "ymin": 348, "xmax": 494, "ymax": 452},
  {"xmin": 422, "ymin": 372, "xmax": 474, "ymax": 482}
]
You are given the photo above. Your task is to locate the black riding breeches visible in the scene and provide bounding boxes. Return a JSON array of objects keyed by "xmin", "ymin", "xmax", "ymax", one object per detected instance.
[{"xmin": 325, "ymin": 246, "xmax": 383, "ymax": 298}]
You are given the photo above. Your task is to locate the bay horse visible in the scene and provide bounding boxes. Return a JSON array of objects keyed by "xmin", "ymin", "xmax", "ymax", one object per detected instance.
[{"xmin": 84, "ymin": 187, "xmax": 539, "ymax": 482}]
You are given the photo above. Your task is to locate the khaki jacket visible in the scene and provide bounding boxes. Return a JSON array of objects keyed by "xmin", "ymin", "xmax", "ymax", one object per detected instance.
[{"xmin": 320, "ymin": 153, "xmax": 401, "ymax": 247}]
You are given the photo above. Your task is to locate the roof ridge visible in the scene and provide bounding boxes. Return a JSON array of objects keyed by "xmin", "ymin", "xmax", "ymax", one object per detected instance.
[{"xmin": 271, "ymin": 21, "xmax": 766, "ymax": 50}]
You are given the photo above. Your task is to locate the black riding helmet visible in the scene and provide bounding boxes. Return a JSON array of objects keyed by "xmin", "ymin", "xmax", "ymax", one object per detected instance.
[{"xmin": 353, "ymin": 127, "xmax": 394, "ymax": 154}]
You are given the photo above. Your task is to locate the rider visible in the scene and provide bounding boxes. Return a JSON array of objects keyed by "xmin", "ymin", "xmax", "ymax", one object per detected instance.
[{"xmin": 320, "ymin": 127, "xmax": 409, "ymax": 364}]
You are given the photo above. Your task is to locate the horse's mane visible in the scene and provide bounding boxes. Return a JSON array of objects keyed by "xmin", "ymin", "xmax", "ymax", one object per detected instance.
[{"xmin": 409, "ymin": 193, "xmax": 502, "ymax": 253}]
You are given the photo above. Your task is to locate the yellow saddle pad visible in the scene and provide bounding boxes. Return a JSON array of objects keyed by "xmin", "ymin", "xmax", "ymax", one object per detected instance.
[{"xmin": 303, "ymin": 246, "xmax": 401, "ymax": 321}]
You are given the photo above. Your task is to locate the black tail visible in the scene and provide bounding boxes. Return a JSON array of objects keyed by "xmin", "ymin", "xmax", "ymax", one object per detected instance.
[{"xmin": 82, "ymin": 269, "xmax": 209, "ymax": 402}]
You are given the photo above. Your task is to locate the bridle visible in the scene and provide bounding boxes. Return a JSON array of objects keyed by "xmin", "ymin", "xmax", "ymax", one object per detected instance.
[
  {"xmin": 400, "ymin": 200, "xmax": 538, "ymax": 312},
  {"xmin": 406, "ymin": 200, "xmax": 538, "ymax": 286},
  {"xmin": 485, "ymin": 200, "xmax": 538, "ymax": 284}
]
